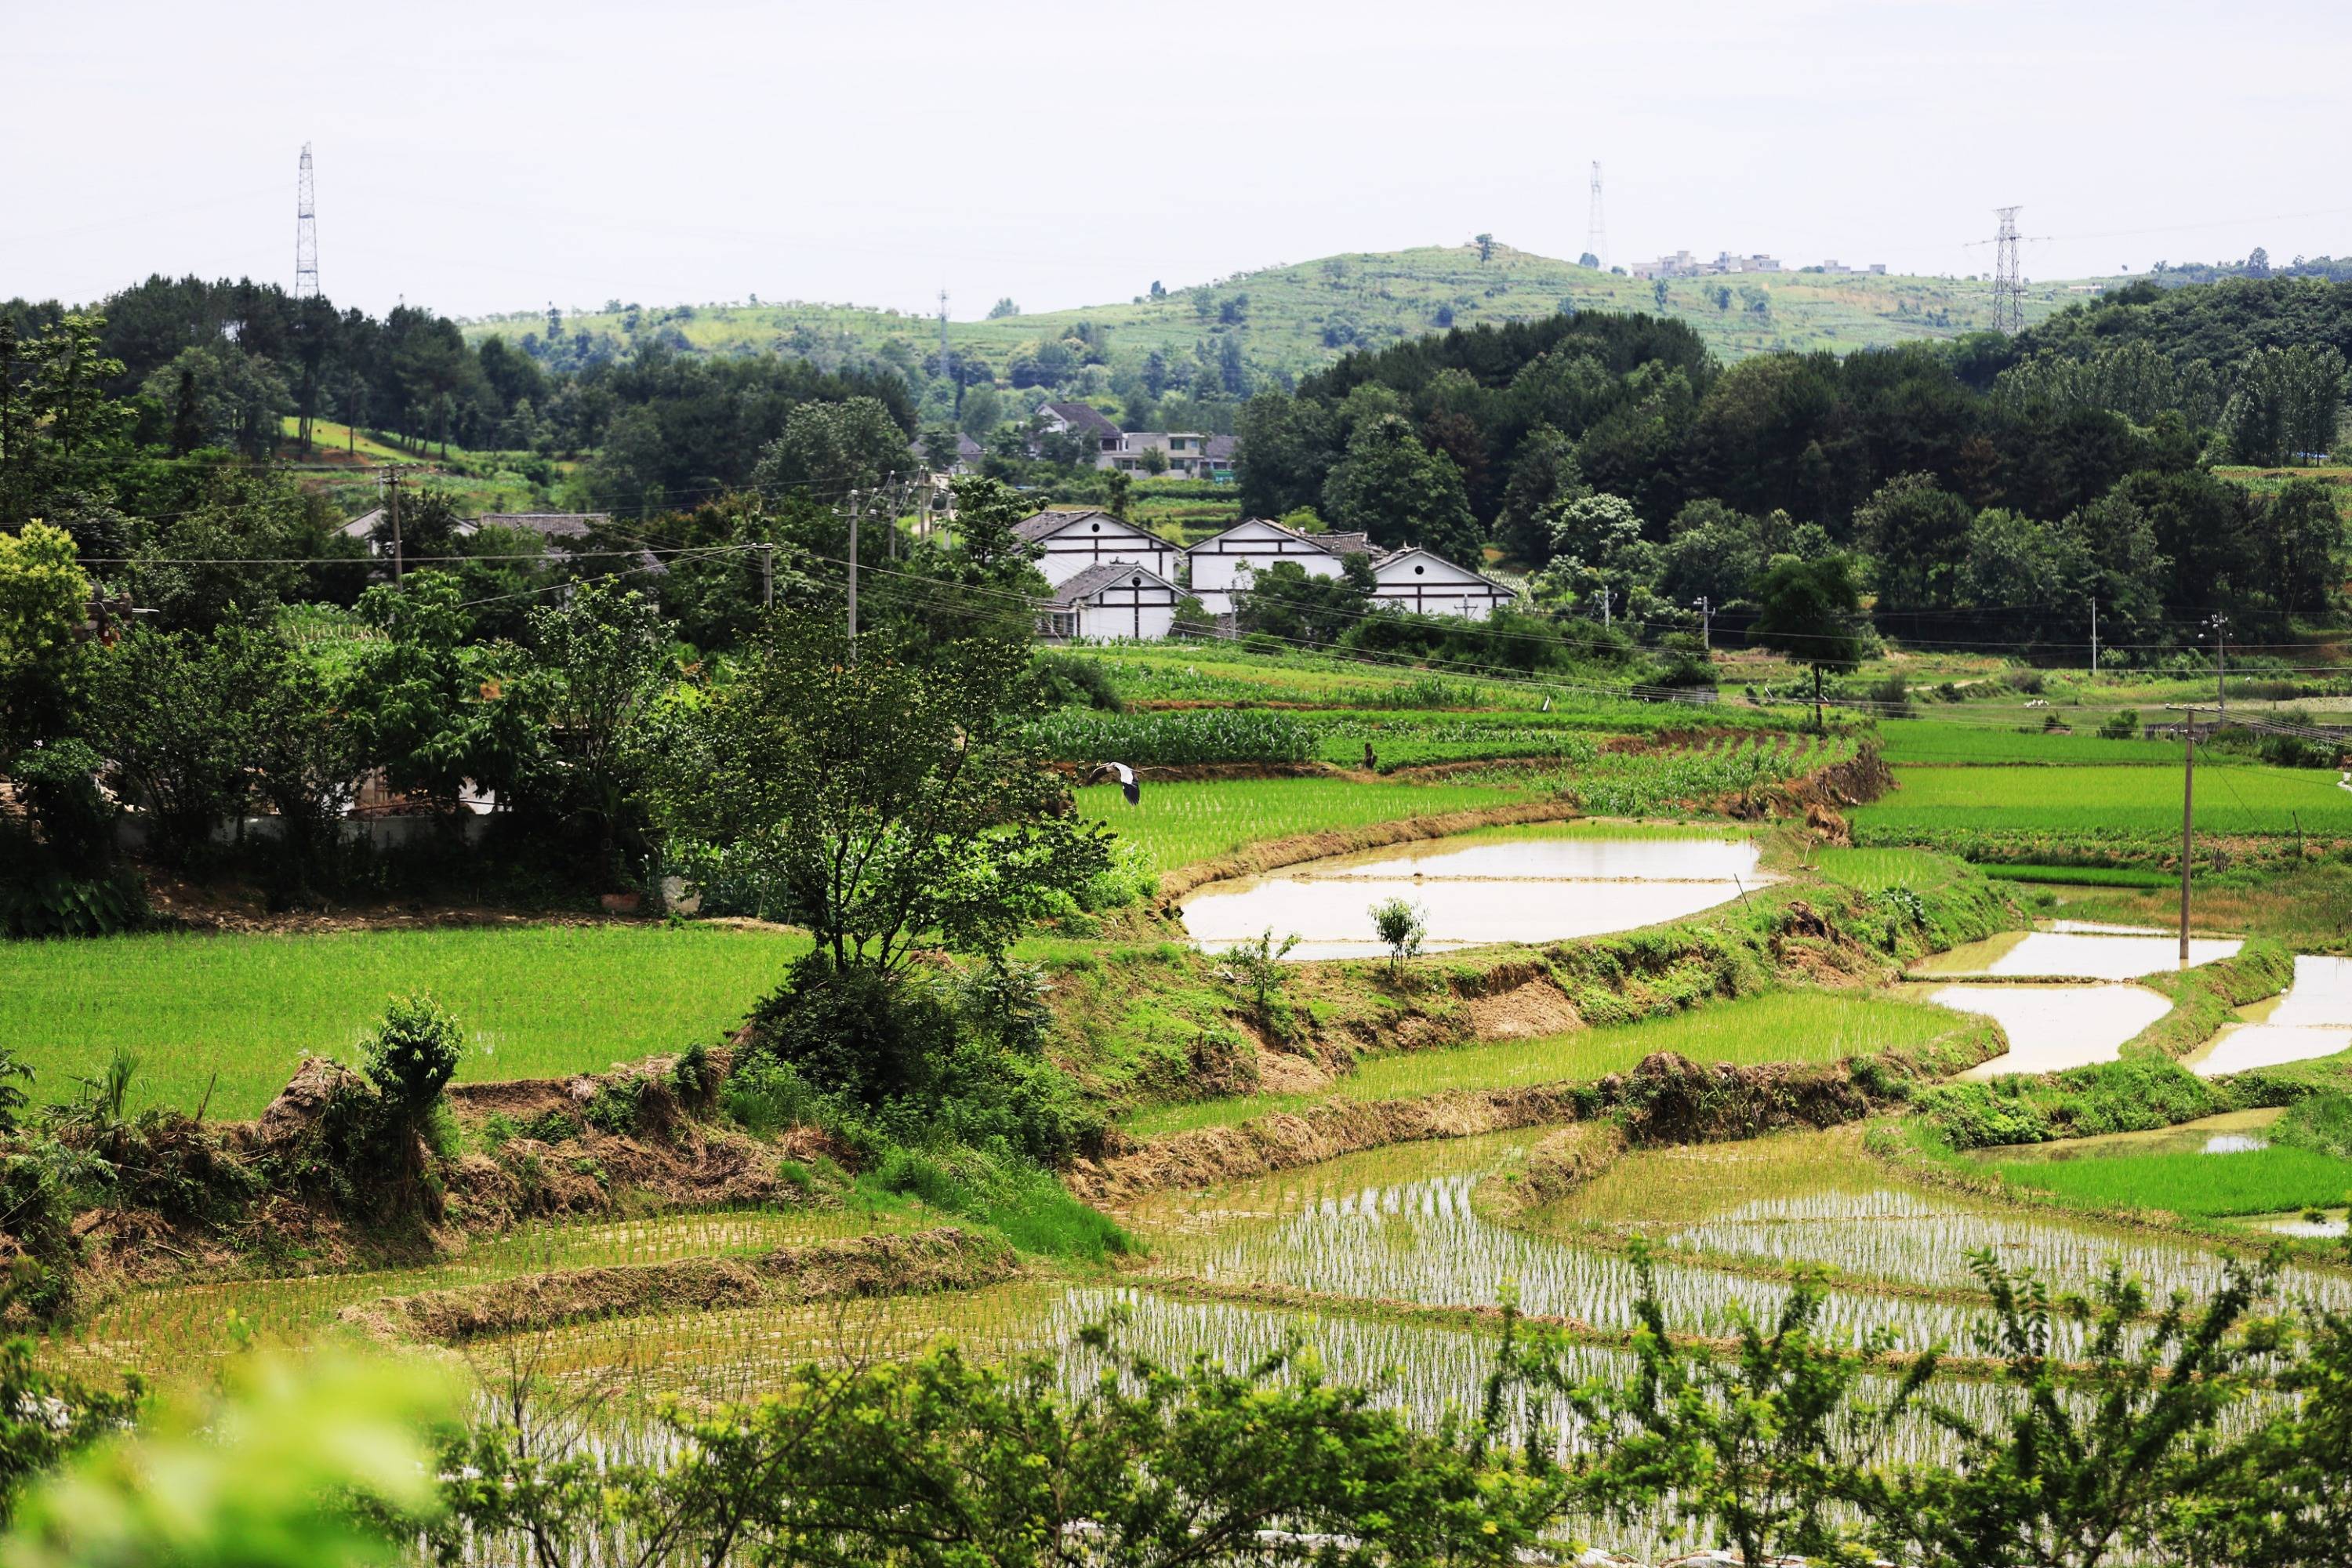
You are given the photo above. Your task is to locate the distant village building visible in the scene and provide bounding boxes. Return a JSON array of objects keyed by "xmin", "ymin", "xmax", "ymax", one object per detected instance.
[
  {"xmin": 1012, "ymin": 510, "xmax": 1184, "ymax": 589},
  {"xmin": 1031, "ymin": 403, "xmax": 1235, "ymax": 479},
  {"xmin": 1631, "ymin": 250, "xmax": 1784, "ymax": 280},
  {"xmin": 331, "ymin": 509, "xmax": 657, "ymax": 573},
  {"xmin": 1366, "ymin": 547, "xmax": 1515, "ymax": 620},
  {"xmin": 1186, "ymin": 517, "xmax": 1374, "ymax": 615},
  {"xmin": 1038, "ymin": 561, "xmax": 1185, "ymax": 641}
]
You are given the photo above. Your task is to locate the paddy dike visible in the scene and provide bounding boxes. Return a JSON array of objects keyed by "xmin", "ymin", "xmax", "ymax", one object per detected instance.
[{"xmin": 338, "ymin": 1225, "xmax": 1017, "ymax": 1345}]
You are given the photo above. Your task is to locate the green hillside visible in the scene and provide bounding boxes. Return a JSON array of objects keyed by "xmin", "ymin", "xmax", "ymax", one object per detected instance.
[{"xmin": 464, "ymin": 242, "xmax": 2083, "ymax": 380}]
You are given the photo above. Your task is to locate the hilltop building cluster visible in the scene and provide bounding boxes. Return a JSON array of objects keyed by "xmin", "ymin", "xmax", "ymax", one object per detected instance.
[
  {"xmin": 1629, "ymin": 251, "xmax": 1886, "ymax": 280},
  {"xmin": 1018, "ymin": 510, "xmax": 1512, "ymax": 641}
]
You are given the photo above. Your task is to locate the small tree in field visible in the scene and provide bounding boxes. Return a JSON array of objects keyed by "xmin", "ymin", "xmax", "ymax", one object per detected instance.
[
  {"xmin": 1750, "ymin": 553, "xmax": 1864, "ymax": 731},
  {"xmin": 1224, "ymin": 928, "xmax": 1301, "ymax": 1025},
  {"xmin": 1369, "ymin": 897, "xmax": 1425, "ymax": 976}
]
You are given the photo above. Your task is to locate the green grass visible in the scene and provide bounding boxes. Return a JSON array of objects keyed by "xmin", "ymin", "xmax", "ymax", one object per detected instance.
[
  {"xmin": 0, "ymin": 924, "xmax": 808, "ymax": 1120},
  {"xmin": 1809, "ymin": 847, "xmax": 1970, "ymax": 893},
  {"xmin": 1124, "ymin": 988, "xmax": 1965, "ymax": 1138},
  {"xmin": 1980, "ymin": 864, "xmax": 2178, "ymax": 888},
  {"xmin": 1076, "ymin": 776, "xmax": 1548, "ymax": 874},
  {"xmin": 1856, "ymin": 763, "xmax": 2352, "ymax": 840},
  {"xmin": 1989, "ymin": 1145, "xmax": 2352, "ymax": 1218},
  {"xmin": 1874, "ymin": 720, "xmax": 2187, "ymax": 767}
]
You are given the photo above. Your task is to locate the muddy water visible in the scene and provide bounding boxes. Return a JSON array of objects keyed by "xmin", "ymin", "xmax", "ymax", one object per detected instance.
[
  {"xmin": 1179, "ymin": 833, "xmax": 1771, "ymax": 959},
  {"xmin": 1918, "ymin": 928, "xmax": 2242, "ymax": 980},
  {"xmin": 1928, "ymin": 983, "xmax": 2175, "ymax": 1077},
  {"xmin": 1980, "ymin": 1108, "xmax": 2285, "ymax": 1163},
  {"xmin": 2186, "ymin": 956, "xmax": 2352, "ymax": 1076}
]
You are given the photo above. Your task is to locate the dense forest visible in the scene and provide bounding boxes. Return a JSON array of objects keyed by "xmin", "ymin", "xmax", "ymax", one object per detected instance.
[{"xmin": 1234, "ymin": 278, "xmax": 2352, "ymax": 652}]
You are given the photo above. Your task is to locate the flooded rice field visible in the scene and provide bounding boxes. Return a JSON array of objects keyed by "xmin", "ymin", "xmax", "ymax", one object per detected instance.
[
  {"xmin": 1178, "ymin": 832, "xmax": 1771, "ymax": 959},
  {"xmin": 2185, "ymin": 955, "xmax": 2352, "ymax": 1076},
  {"xmin": 1918, "ymin": 927, "xmax": 2242, "ymax": 980},
  {"xmin": 1927, "ymin": 982, "xmax": 2174, "ymax": 1076}
]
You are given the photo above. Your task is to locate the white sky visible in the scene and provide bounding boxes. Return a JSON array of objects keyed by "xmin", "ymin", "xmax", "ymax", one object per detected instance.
[{"xmin": 9, "ymin": 0, "xmax": 2351, "ymax": 321}]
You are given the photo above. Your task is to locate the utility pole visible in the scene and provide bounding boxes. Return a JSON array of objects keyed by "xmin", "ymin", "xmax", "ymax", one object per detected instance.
[
  {"xmin": 2202, "ymin": 612, "xmax": 2230, "ymax": 724},
  {"xmin": 845, "ymin": 488, "xmax": 861, "ymax": 665},
  {"xmin": 1599, "ymin": 583, "xmax": 1612, "ymax": 629},
  {"xmin": 385, "ymin": 465, "xmax": 404, "ymax": 582},
  {"xmin": 1586, "ymin": 162, "xmax": 1607, "ymax": 270},
  {"xmin": 1692, "ymin": 595, "xmax": 1711, "ymax": 653},
  {"xmin": 2089, "ymin": 597, "xmax": 2098, "ymax": 675},
  {"xmin": 2179, "ymin": 706, "xmax": 2195, "ymax": 966}
]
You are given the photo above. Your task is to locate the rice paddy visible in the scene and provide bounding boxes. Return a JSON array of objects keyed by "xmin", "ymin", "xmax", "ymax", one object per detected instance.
[
  {"xmin": 1073, "ymin": 776, "xmax": 1548, "ymax": 873},
  {"xmin": 1987, "ymin": 1142, "xmax": 2352, "ymax": 1219},
  {"xmin": 1123, "ymin": 987, "xmax": 1980, "ymax": 1138},
  {"xmin": 0, "ymin": 923, "xmax": 807, "ymax": 1120},
  {"xmin": 1855, "ymin": 761, "xmax": 2352, "ymax": 839}
]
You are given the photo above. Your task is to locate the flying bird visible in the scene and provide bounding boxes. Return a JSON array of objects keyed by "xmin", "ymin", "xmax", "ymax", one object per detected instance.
[{"xmin": 1087, "ymin": 761, "xmax": 1141, "ymax": 805}]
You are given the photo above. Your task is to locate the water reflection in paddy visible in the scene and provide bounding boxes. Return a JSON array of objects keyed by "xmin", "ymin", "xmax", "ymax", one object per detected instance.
[
  {"xmin": 2187, "ymin": 956, "xmax": 2352, "ymax": 1076},
  {"xmin": 1919, "ymin": 929, "xmax": 2242, "ymax": 980},
  {"xmin": 1180, "ymin": 833, "xmax": 1771, "ymax": 959},
  {"xmin": 1927, "ymin": 983, "xmax": 2174, "ymax": 1077}
]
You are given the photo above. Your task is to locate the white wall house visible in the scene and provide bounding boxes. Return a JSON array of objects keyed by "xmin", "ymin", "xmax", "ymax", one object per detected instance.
[
  {"xmin": 1368, "ymin": 547, "xmax": 1515, "ymax": 620},
  {"xmin": 1185, "ymin": 517, "xmax": 1375, "ymax": 614},
  {"xmin": 1014, "ymin": 510, "xmax": 1183, "ymax": 590},
  {"xmin": 1039, "ymin": 561, "xmax": 1184, "ymax": 641}
]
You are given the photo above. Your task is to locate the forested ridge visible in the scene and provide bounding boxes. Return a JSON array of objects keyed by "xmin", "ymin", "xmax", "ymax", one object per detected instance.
[{"xmin": 1234, "ymin": 276, "xmax": 2352, "ymax": 652}]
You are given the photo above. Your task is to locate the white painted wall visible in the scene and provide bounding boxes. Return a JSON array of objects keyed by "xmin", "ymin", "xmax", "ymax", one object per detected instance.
[
  {"xmin": 1033, "ymin": 518, "xmax": 1181, "ymax": 589},
  {"xmin": 1189, "ymin": 521, "xmax": 1343, "ymax": 613}
]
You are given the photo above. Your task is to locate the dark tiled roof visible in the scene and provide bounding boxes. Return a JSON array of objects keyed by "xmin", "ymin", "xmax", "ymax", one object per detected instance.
[
  {"xmin": 477, "ymin": 513, "xmax": 608, "ymax": 541},
  {"xmin": 1047, "ymin": 560, "xmax": 1172, "ymax": 606},
  {"xmin": 1320, "ymin": 531, "xmax": 1374, "ymax": 555},
  {"xmin": 1014, "ymin": 508, "xmax": 1128, "ymax": 543},
  {"xmin": 1205, "ymin": 434, "xmax": 1236, "ymax": 459},
  {"xmin": 1044, "ymin": 401, "xmax": 1122, "ymax": 438}
]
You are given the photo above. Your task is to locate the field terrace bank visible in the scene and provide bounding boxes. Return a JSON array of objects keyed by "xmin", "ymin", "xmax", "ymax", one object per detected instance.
[{"xmin": 1021, "ymin": 510, "xmax": 1514, "ymax": 641}]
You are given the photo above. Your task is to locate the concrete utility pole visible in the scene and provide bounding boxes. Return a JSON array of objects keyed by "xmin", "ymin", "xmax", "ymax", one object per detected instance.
[
  {"xmin": 2179, "ymin": 707, "xmax": 2195, "ymax": 966},
  {"xmin": 2205, "ymin": 612, "xmax": 2230, "ymax": 724},
  {"xmin": 2089, "ymin": 597, "xmax": 2098, "ymax": 674},
  {"xmin": 385, "ymin": 464, "xmax": 404, "ymax": 582},
  {"xmin": 846, "ymin": 488, "xmax": 861, "ymax": 665},
  {"xmin": 1693, "ymin": 595, "xmax": 1712, "ymax": 653}
]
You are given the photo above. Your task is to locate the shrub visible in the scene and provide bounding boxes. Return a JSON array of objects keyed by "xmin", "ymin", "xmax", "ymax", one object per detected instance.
[
  {"xmin": 1369, "ymin": 897, "xmax": 1426, "ymax": 976},
  {"xmin": 745, "ymin": 954, "xmax": 960, "ymax": 1107},
  {"xmin": 724, "ymin": 1058, "xmax": 827, "ymax": 1136},
  {"xmin": 363, "ymin": 994, "xmax": 464, "ymax": 1120},
  {"xmin": 2099, "ymin": 708, "xmax": 2140, "ymax": 740},
  {"xmin": 1029, "ymin": 652, "xmax": 1124, "ymax": 713},
  {"xmin": 1867, "ymin": 673, "xmax": 1912, "ymax": 717}
]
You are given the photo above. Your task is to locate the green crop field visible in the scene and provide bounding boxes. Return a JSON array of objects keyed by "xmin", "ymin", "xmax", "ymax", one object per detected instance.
[
  {"xmin": 1990, "ymin": 1145, "xmax": 2352, "ymax": 1218},
  {"xmin": 1075, "ymin": 776, "xmax": 1548, "ymax": 873},
  {"xmin": 1809, "ymin": 847, "xmax": 1974, "ymax": 893},
  {"xmin": 1873, "ymin": 720, "xmax": 2187, "ymax": 767},
  {"xmin": 0, "ymin": 924, "xmax": 806, "ymax": 1120},
  {"xmin": 1126, "ymin": 989, "xmax": 1965, "ymax": 1137},
  {"xmin": 1855, "ymin": 763, "xmax": 2350, "ymax": 839},
  {"xmin": 467, "ymin": 243, "xmax": 2075, "ymax": 382}
]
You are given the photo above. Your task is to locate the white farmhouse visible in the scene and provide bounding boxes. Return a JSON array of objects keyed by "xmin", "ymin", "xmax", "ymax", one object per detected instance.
[
  {"xmin": 1013, "ymin": 510, "xmax": 1183, "ymax": 590},
  {"xmin": 1367, "ymin": 547, "xmax": 1515, "ymax": 621},
  {"xmin": 1039, "ymin": 561, "xmax": 1185, "ymax": 641},
  {"xmin": 1185, "ymin": 517, "xmax": 1375, "ymax": 615}
]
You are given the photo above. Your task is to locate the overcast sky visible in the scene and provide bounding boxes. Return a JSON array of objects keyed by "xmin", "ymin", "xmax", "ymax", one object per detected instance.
[{"xmin": 9, "ymin": 1, "xmax": 2351, "ymax": 322}]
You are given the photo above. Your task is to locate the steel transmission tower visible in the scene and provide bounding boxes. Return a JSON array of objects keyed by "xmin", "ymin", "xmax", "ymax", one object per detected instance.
[
  {"xmin": 295, "ymin": 143, "xmax": 320, "ymax": 299},
  {"xmin": 1991, "ymin": 205, "xmax": 2022, "ymax": 334},
  {"xmin": 1585, "ymin": 162, "xmax": 1607, "ymax": 269},
  {"xmin": 935, "ymin": 288, "xmax": 951, "ymax": 380}
]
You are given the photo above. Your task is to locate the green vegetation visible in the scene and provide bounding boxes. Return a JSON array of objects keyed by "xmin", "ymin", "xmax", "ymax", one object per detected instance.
[
  {"xmin": 0, "ymin": 924, "xmax": 803, "ymax": 1120},
  {"xmin": 1979, "ymin": 863, "xmax": 2178, "ymax": 888},
  {"xmin": 1856, "ymin": 763, "xmax": 2352, "ymax": 840},
  {"xmin": 1072, "ymin": 775, "xmax": 1548, "ymax": 873},
  {"xmin": 1126, "ymin": 988, "xmax": 1980, "ymax": 1137},
  {"xmin": 1873, "ymin": 720, "xmax": 2187, "ymax": 766},
  {"xmin": 1989, "ymin": 1142, "xmax": 2352, "ymax": 1218}
]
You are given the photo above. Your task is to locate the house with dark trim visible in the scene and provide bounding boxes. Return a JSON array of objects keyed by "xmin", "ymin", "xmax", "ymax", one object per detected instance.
[{"xmin": 1013, "ymin": 509, "xmax": 1183, "ymax": 590}]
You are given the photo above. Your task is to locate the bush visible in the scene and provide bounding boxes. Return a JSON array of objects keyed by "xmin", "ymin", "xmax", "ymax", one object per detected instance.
[
  {"xmin": 1029, "ymin": 652, "xmax": 1124, "ymax": 713},
  {"xmin": 1867, "ymin": 673, "xmax": 1912, "ymax": 717},
  {"xmin": 362, "ymin": 994, "xmax": 464, "ymax": 1120},
  {"xmin": 746, "ymin": 954, "xmax": 962, "ymax": 1107},
  {"xmin": 2099, "ymin": 708, "xmax": 2140, "ymax": 740},
  {"xmin": 724, "ymin": 1058, "xmax": 828, "ymax": 1136}
]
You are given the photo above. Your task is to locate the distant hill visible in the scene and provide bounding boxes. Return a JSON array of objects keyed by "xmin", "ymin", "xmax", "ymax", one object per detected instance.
[{"xmin": 465, "ymin": 242, "xmax": 2087, "ymax": 384}]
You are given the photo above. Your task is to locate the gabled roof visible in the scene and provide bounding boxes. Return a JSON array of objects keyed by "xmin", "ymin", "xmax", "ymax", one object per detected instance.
[
  {"xmin": 1193, "ymin": 517, "xmax": 1351, "ymax": 555},
  {"xmin": 1047, "ymin": 560, "xmax": 1181, "ymax": 607},
  {"xmin": 477, "ymin": 512, "xmax": 610, "ymax": 541},
  {"xmin": 1043, "ymin": 401, "xmax": 1122, "ymax": 439},
  {"xmin": 1204, "ymin": 434, "xmax": 1237, "ymax": 459},
  {"xmin": 1013, "ymin": 509, "xmax": 1170, "ymax": 546},
  {"xmin": 1371, "ymin": 546, "xmax": 1515, "ymax": 595}
]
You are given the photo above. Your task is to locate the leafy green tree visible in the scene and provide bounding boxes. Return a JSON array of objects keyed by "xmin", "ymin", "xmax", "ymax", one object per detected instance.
[
  {"xmin": 956, "ymin": 382, "xmax": 1003, "ymax": 443},
  {"xmin": 1750, "ymin": 553, "xmax": 1864, "ymax": 728},
  {"xmin": 526, "ymin": 580, "xmax": 673, "ymax": 884},
  {"xmin": 751, "ymin": 395, "xmax": 909, "ymax": 503},
  {"xmin": 1496, "ymin": 423, "xmax": 1585, "ymax": 564},
  {"xmin": 1858, "ymin": 472, "xmax": 1975, "ymax": 612},
  {"xmin": 83, "ymin": 623, "xmax": 274, "ymax": 867},
  {"xmin": 986, "ymin": 297, "xmax": 1021, "ymax": 318},
  {"xmin": 2260, "ymin": 476, "xmax": 2345, "ymax": 612},
  {"xmin": 645, "ymin": 611, "xmax": 1109, "ymax": 975},
  {"xmin": 1320, "ymin": 415, "xmax": 1480, "ymax": 560},
  {"xmin": 1235, "ymin": 557, "xmax": 1376, "ymax": 647},
  {"xmin": 0, "ymin": 522, "xmax": 89, "ymax": 752},
  {"xmin": 1656, "ymin": 498, "xmax": 1764, "ymax": 608}
]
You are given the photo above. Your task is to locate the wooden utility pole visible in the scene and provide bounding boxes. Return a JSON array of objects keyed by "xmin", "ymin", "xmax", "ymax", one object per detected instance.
[{"xmin": 386, "ymin": 465, "xmax": 404, "ymax": 582}]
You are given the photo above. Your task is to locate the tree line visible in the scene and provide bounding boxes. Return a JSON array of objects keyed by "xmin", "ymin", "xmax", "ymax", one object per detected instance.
[{"xmin": 1232, "ymin": 280, "xmax": 2352, "ymax": 656}]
